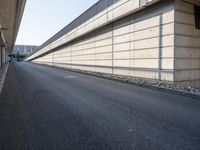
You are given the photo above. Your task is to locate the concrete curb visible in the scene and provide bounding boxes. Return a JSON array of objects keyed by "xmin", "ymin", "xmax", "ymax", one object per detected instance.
[
  {"xmin": 30, "ymin": 62, "xmax": 200, "ymax": 100},
  {"xmin": 0, "ymin": 63, "xmax": 9, "ymax": 94}
]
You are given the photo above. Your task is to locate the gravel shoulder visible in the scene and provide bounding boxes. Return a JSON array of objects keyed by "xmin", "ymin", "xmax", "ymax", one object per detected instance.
[{"xmin": 31, "ymin": 62, "xmax": 200, "ymax": 99}]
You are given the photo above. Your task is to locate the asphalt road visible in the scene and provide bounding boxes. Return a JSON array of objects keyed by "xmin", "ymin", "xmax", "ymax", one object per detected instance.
[{"xmin": 0, "ymin": 62, "xmax": 200, "ymax": 150}]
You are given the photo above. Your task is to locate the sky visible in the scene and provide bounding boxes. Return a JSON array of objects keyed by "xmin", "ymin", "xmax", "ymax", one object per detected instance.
[{"xmin": 15, "ymin": 0, "xmax": 97, "ymax": 46}]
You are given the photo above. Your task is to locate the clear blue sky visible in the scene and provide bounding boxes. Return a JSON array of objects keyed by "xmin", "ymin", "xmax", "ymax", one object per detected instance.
[{"xmin": 16, "ymin": 0, "xmax": 97, "ymax": 46}]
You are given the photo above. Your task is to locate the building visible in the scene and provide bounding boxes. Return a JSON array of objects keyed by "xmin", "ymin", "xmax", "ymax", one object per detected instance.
[
  {"xmin": 26, "ymin": 0, "xmax": 200, "ymax": 88},
  {"xmin": 0, "ymin": 0, "xmax": 26, "ymax": 71},
  {"xmin": 13, "ymin": 45, "xmax": 39, "ymax": 56}
]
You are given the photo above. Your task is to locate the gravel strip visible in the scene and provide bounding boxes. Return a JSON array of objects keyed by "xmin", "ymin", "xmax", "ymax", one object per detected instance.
[
  {"xmin": 72, "ymin": 70, "xmax": 200, "ymax": 96},
  {"xmin": 31, "ymin": 63, "xmax": 200, "ymax": 97}
]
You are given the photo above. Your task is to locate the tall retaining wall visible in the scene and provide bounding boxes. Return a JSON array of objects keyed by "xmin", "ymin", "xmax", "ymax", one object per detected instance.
[{"xmin": 28, "ymin": 0, "xmax": 200, "ymax": 88}]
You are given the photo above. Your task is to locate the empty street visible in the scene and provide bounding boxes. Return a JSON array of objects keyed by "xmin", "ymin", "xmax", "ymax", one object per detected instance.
[{"xmin": 0, "ymin": 62, "xmax": 199, "ymax": 150}]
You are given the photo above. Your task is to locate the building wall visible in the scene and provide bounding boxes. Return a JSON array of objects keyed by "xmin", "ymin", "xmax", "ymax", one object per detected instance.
[
  {"xmin": 174, "ymin": 0, "xmax": 200, "ymax": 87},
  {"xmin": 33, "ymin": 0, "xmax": 175, "ymax": 81},
  {"xmin": 27, "ymin": 0, "xmax": 161, "ymax": 61}
]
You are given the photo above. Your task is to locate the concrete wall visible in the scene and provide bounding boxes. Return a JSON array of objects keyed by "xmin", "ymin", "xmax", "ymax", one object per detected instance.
[
  {"xmin": 33, "ymin": 0, "xmax": 175, "ymax": 81},
  {"xmin": 174, "ymin": 0, "xmax": 200, "ymax": 87},
  {"xmin": 24, "ymin": 0, "xmax": 200, "ymax": 88},
  {"xmin": 27, "ymin": 0, "xmax": 158, "ymax": 61}
]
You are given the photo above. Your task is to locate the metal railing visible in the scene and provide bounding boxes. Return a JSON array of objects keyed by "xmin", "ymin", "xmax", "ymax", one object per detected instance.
[{"xmin": 32, "ymin": 0, "xmax": 120, "ymax": 56}]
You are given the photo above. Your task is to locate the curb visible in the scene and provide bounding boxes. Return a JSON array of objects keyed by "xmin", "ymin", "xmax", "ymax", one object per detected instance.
[
  {"xmin": 0, "ymin": 63, "xmax": 9, "ymax": 94},
  {"xmin": 29, "ymin": 62, "xmax": 200, "ymax": 100}
]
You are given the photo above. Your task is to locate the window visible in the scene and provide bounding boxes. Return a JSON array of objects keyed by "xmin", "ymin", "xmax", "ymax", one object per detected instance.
[{"xmin": 194, "ymin": 5, "xmax": 200, "ymax": 29}]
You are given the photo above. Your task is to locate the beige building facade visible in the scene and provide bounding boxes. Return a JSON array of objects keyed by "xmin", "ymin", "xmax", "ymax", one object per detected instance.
[{"xmin": 26, "ymin": 0, "xmax": 200, "ymax": 88}]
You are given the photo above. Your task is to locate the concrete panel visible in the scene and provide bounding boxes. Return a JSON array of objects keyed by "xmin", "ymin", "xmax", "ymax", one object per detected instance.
[
  {"xmin": 175, "ymin": 59, "xmax": 200, "ymax": 69},
  {"xmin": 95, "ymin": 53, "xmax": 112, "ymax": 60},
  {"xmin": 175, "ymin": 0, "xmax": 194, "ymax": 14},
  {"xmin": 94, "ymin": 60, "xmax": 112, "ymax": 66},
  {"xmin": 95, "ymin": 45, "xmax": 112, "ymax": 53},
  {"xmin": 113, "ymin": 33, "xmax": 133, "ymax": 44},
  {"xmin": 113, "ymin": 51, "xmax": 134, "ymax": 59},
  {"xmin": 162, "ymin": 47, "xmax": 174, "ymax": 58},
  {"xmin": 134, "ymin": 26, "xmax": 160, "ymax": 40},
  {"xmin": 130, "ymin": 70, "xmax": 159, "ymax": 79},
  {"xmin": 84, "ymin": 42, "xmax": 96, "ymax": 49},
  {"xmin": 162, "ymin": 23, "xmax": 174, "ymax": 35},
  {"xmin": 162, "ymin": 10, "xmax": 175, "ymax": 24},
  {"xmin": 134, "ymin": 59, "xmax": 159, "ymax": 69},
  {"xmin": 83, "ymin": 49, "xmax": 96, "ymax": 55},
  {"xmin": 95, "ymin": 31, "xmax": 113, "ymax": 41},
  {"xmin": 113, "ymin": 60, "xmax": 133, "ymax": 67},
  {"xmin": 162, "ymin": 35, "xmax": 174, "ymax": 47},
  {"xmin": 133, "ymin": 37, "xmax": 160, "ymax": 49},
  {"xmin": 134, "ymin": 49, "xmax": 159, "ymax": 59},
  {"xmin": 134, "ymin": 16, "xmax": 160, "ymax": 31},
  {"xmin": 175, "ymin": 23, "xmax": 200, "ymax": 37},
  {"xmin": 175, "ymin": 11, "xmax": 195, "ymax": 25},
  {"xmin": 161, "ymin": 58, "xmax": 174, "ymax": 70},
  {"xmin": 175, "ymin": 70, "xmax": 200, "ymax": 81},
  {"xmin": 175, "ymin": 35, "xmax": 200, "ymax": 48},
  {"xmin": 113, "ymin": 24, "xmax": 133, "ymax": 36},
  {"xmin": 114, "ymin": 69, "xmax": 173, "ymax": 81},
  {"xmin": 113, "ymin": 43, "xmax": 130, "ymax": 52},
  {"xmin": 160, "ymin": 72, "xmax": 174, "ymax": 81},
  {"xmin": 95, "ymin": 38, "xmax": 112, "ymax": 47},
  {"xmin": 175, "ymin": 47, "xmax": 200, "ymax": 58}
]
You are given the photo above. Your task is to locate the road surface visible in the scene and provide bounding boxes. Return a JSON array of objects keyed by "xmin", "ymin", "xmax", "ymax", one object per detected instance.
[{"xmin": 0, "ymin": 62, "xmax": 200, "ymax": 150}]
